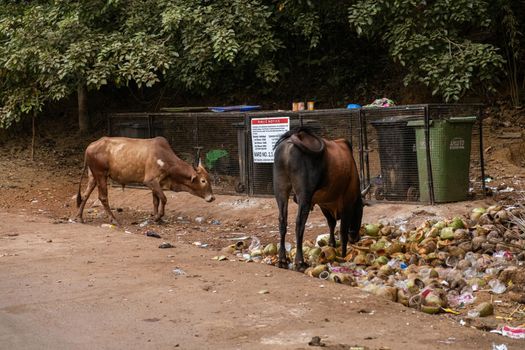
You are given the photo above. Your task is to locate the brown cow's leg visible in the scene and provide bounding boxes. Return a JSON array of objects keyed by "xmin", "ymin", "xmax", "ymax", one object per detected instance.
[
  {"xmin": 96, "ymin": 176, "xmax": 119, "ymax": 225},
  {"xmin": 320, "ymin": 208, "xmax": 337, "ymax": 248},
  {"xmin": 144, "ymin": 180, "xmax": 166, "ymax": 222},
  {"xmin": 75, "ymin": 175, "xmax": 97, "ymax": 223},
  {"xmin": 152, "ymin": 192, "xmax": 160, "ymax": 218},
  {"xmin": 156, "ymin": 191, "xmax": 167, "ymax": 221},
  {"xmin": 349, "ymin": 196, "xmax": 364, "ymax": 244},
  {"xmin": 340, "ymin": 216, "xmax": 351, "ymax": 258}
]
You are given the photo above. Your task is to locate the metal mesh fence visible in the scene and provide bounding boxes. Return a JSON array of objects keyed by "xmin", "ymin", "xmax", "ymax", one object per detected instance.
[
  {"xmin": 108, "ymin": 104, "xmax": 485, "ymax": 203},
  {"xmin": 108, "ymin": 112, "xmax": 246, "ymax": 194},
  {"xmin": 245, "ymin": 109, "xmax": 360, "ymax": 196}
]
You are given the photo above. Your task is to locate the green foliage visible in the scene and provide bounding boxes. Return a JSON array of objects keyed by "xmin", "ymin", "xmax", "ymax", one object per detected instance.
[
  {"xmin": 0, "ymin": 0, "xmax": 279, "ymax": 128},
  {"xmin": 0, "ymin": 1, "xmax": 174, "ymax": 128},
  {"xmin": 160, "ymin": 0, "xmax": 279, "ymax": 89},
  {"xmin": 0, "ymin": 0, "xmax": 522, "ymax": 130},
  {"xmin": 493, "ymin": 0, "xmax": 524, "ymax": 107},
  {"xmin": 348, "ymin": 0, "xmax": 505, "ymax": 102}
]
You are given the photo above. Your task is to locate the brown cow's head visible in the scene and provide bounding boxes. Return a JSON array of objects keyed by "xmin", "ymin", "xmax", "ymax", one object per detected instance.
[{"xmin": 170, "ymin": 159, "xmax": 215, "ymax": 202}]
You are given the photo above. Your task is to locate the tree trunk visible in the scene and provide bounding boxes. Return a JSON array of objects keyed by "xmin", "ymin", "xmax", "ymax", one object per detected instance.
[
  {"xmin": 77, "ymin": 83, "xmax": 89, "ymax": 134},
  {"xmin": 31, "ymin": 109, "xmax": 36, "ymax": 161}
]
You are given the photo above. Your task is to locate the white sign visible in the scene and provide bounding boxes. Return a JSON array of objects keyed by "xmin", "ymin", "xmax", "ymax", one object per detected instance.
[
  {"xmin": 251, "ymin": 117, "xmax": 290, "ymax": 163},
  {"xmin": 449, "ymin": 137, "xmax": 465, "ymax": 150}
]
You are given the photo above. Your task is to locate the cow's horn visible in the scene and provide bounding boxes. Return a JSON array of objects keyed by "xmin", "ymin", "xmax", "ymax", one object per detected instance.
[{"xmin": 193, "ymin": 147, "xmax": 202, "ymax": 169}]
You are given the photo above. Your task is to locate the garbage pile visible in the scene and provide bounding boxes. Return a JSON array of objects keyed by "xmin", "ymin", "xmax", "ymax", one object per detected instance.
[{"xmin": 223, "ymin": 205, "xmax": 525, "ymax": 334}]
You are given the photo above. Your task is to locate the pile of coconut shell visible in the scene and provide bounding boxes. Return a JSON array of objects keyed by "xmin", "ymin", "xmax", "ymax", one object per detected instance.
[{"xmin": 223, "ymin": 205, "xmax": 525, "ymax": 327}]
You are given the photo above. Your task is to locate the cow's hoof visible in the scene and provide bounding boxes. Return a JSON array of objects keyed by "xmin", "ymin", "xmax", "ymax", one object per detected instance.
[
  {"xmin": 109, "ymin": 219, "xmax": 122, "ymax": 227},
  {"xmin": 153, "ymin": 216, "xmax": 165, "ymax": 223},
  {"xmin": 278, "ymin": 261, "xmax": 289, "ymax": 269},
  {"xmin": 293, "ymin": 262, "xmax": 309, "ymax": 272},
  {"xmin": 349, "ymin": 237, "xmax": 360, "ymax": 244}
]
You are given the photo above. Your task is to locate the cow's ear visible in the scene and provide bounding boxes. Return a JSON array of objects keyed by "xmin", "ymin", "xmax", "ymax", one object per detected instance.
[{"xmin": 191, "ymin": 174, "xmax": 196, "ymax": 183}]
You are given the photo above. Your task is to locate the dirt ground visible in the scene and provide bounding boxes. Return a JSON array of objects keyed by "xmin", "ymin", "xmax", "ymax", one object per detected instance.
[{"xmin": 1, "ymin": 113, "xmax": 525, "ymax": 349}]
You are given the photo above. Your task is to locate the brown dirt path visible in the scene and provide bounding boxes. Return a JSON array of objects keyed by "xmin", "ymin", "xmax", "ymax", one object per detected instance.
[{"xmin": 0, "ymin": 194, "xmax": 522, "ymax": 350}]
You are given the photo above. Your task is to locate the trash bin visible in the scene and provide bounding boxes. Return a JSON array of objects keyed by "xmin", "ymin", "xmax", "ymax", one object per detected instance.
[
  {"xmin": 370, "ymin": 117, "xmax": 419, "ymax": 201},
  {"xmin": 407, "ymin": 116, "xmax": 477, "ymax": 202}
]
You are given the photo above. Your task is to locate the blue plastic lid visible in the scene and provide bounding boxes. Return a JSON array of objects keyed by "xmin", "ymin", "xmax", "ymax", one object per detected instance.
[
  {"xmin": 346, "ymin": 103, "xmax": 361, "ymax": 109},
  {"xmin": 209, "ymin": 105, "xmax": 261, "ymax": 112}
]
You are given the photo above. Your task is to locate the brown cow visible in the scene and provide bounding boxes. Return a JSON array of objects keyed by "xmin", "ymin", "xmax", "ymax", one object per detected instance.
[
  {"xmin": 273, "ymin": 127, "xmax": 367, "ymax": 271},
  {"xmin": 75, "ymin": 136, "xmax": 215, "ymax": 224}
]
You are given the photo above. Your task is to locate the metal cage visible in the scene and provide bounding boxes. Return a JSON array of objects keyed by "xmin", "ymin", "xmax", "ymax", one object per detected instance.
[{"xmin": 107, "ymin": 103, "xmax": 485, "ymax": 203}]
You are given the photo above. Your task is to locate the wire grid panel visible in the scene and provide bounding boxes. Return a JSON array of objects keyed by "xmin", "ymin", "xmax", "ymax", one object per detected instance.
[
  {"xmin": 108, "ymin": 113, "xmax": 153, "ymax": 138},
  {"xmin": 245, "ymin": 109, "xmax": 360, "ymax": 196},
  {"xmin": 362, "ymin": 104, "xmax": 483, "ymax": 203}
]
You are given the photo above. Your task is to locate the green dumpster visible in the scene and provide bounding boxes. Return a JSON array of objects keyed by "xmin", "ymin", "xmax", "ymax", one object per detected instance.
[{"xmin": 407, "ymin": 116, "xmax": 477, "ymax": 202}]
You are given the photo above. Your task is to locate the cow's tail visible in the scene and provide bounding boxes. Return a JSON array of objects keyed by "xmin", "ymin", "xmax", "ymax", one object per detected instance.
[
  {"xmin": 76, "ymin": 156, "xmax": 88, "ymax": 208},
  {"xmin": 274, "ymin": 127, "xmax": 325, "ymax": 156},
  {"xmin": 361, "ymin": 184, "xmax": 371, "ymax": 197},
  {"xmin": 361, "ymin": 184, "xmax": 372, "ymax": 206},
  {"xmin": 290, "ymin": 134, "xmax": 325, "ymax": 155}
]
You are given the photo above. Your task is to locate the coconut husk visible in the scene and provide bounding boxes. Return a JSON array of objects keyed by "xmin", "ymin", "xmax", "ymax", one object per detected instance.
[
  {"xmin": 263, "ymin": 243, "xmax": 278, "ymax": 256},
  {"xmin": 508, "ymin": 290, "xmax": 525, "ymax": 304},
  {"xmin": 306, "ymin": 264, "xmax": 327, "ymax": 278},
  {"xmin": 397, "ymin": 288, "xmax": 410, "ymax": 306},
  {"xmin": 499, "ymin": 267, "xmax": 525, "ymax": 285},
  {"xmin": 353, "ymin": 253, "xmax": 368, "ymax": 265},
  {"xmin": 377, "ymin": 264, "xmax": 394, "ymax": 279},
  {"xmin": 375, "ymin": 286, "xmax": 397, "ymax": 302},
  {"xmin": 385, "ymin": 242, "xmax": 403, "ymax": 255},
  {"xmin": 329, "ymin": 273, "xmax": 355, "ymax": 285},
  {"xmin": 475, "ymin": 302, "xmax": 494, "ymax": 317},
  {"xmin": 471, "ymin": 236, "xmax": 485, "ymax": 251},
  {"xmin": 319, "ymin": 246, "xmax": 337, "ymax": 263},
  {"xmin": 421, "ymin": 304, "xmax": 442, "ymax": 314}
]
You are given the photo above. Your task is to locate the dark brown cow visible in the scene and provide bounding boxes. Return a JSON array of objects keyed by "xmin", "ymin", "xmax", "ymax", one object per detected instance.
[
  {"xmin": 273, "ymin": 127, "xmax": 366, "ymax": 271},
  {"xmin": 75, "ymin": 136, "xmax": 215, "ymax": 224}
]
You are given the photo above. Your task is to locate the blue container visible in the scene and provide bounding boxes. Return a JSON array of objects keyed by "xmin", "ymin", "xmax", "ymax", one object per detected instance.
[{"xmin": 346, "ymin": 103, "xmax": 361, "ymax": 109}]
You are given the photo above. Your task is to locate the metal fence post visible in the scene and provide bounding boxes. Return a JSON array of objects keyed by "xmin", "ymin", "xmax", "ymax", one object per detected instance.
[
  {"xmin": 357, "ymin": 109, "xmax": 366, "ymax": 192},
  {"xmin": 424, "ymin": 105, "xmax": 435, "ymax": 204},
  {"xmin": 478, "ymin": 106, "xmax": 487, "ymax": 196}
]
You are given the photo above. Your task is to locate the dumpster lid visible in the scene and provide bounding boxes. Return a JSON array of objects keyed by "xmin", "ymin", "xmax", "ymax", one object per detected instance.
[
  {"xmin": 407, "ymin": 119, "xmax": 431, "ymax": 127},
  {"xmin": 448, "ymin": 115, "xmax": 477, "ymax": 123},
  {"xmin": 407, "ymin": 116, "xmax": 477, "ymax": 127},
  {"xmin": 370, "ymin": 115, "xmax": 421, "ymax": 125}
]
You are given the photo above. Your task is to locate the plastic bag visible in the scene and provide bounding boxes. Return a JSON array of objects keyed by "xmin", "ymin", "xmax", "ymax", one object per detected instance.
[
  {"xmin": 491, "ymin": 325, "xmax": 525, "ymax": 339},
  {"xmin": 488, "ymin": 279, "xmax": 506, "ymax": 294}
]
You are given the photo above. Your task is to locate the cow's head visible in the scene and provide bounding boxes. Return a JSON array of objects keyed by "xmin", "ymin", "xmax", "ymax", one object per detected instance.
[{"xmin": 170, "ymin": 158, "xmax": 215, "ymax": 202}]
